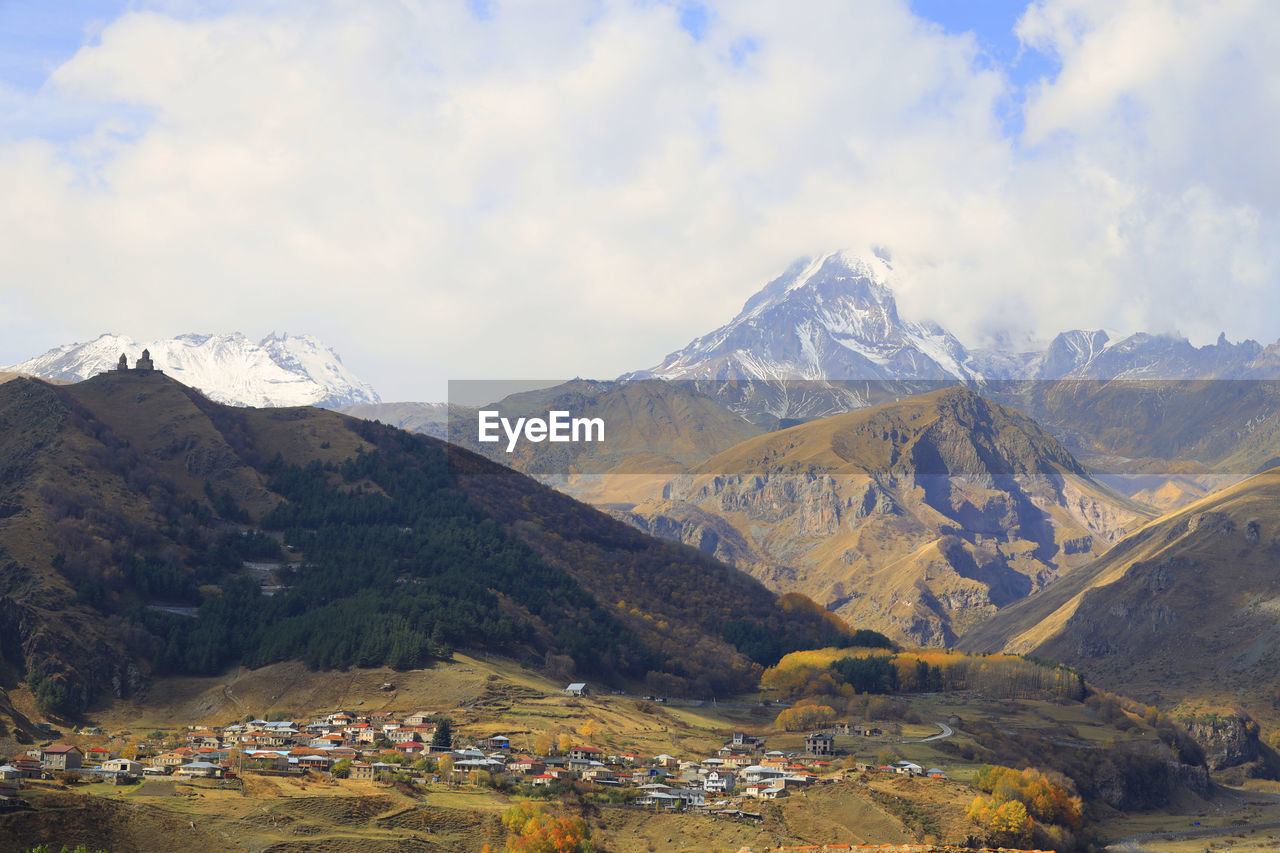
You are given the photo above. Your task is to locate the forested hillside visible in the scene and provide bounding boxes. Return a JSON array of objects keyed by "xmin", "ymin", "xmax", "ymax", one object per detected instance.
[{"xmin": 0, "ymin": 372, "xmax": 852, "ymax": 718}]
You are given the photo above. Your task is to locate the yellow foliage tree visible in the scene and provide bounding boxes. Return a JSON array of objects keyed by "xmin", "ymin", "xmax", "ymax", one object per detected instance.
[
  {"xmin": 774, "ymin": 704, "xmax": 837, "ymax": 732},
  {"xmin": 496, "ymin": 802, "xmax": 593, "ymax": 853}
]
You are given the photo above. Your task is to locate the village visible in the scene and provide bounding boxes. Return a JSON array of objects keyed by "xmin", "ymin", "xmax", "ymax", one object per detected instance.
[{"xmin": 0, "ymin": 681, "xmax": 952, "ymax": 817}]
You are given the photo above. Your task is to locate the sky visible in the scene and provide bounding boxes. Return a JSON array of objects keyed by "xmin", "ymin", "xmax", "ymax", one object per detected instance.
[{"xmin": 1, "ymin": 0, "xmax": 1279, "ymax": 401}]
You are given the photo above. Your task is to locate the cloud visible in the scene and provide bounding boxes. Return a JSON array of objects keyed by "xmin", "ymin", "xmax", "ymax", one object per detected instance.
[{"xmin": 0, "ymin": 0, "xmax": 1277, "ymax": 398}]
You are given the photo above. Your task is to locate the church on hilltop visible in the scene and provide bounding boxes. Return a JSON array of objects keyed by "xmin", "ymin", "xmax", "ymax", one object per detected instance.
[{"xmin": 115, "ymin": 349, "xmax": 159, "ymax": 373}]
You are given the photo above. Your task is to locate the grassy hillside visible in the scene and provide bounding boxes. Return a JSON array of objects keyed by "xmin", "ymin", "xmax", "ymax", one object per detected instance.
[
  {"xmin": 0, "ymin": 372, "xmax": 851, "ymax": 720},
  {"xmin": 960, "ymin": 466, "xmax": 1280, "ymax": 727}
]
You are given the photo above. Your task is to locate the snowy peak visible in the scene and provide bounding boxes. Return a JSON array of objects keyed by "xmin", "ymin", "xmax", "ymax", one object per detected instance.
[
  {"xmin": 631, "ymin": 251, "xmax": 981, "ymax": 384},
  {"xmin": 1038, "ymin": 329, "xmax": 1112, "ymax": 379},
  {"xmin": 5, "ymin": 332, "xmax": 380, "ymax": 409}
]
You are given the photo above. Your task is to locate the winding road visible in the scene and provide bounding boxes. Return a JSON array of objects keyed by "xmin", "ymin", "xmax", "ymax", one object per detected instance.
[{"xmin": 913, "ymin": 721, "xmax": 954, "ymax": 742}]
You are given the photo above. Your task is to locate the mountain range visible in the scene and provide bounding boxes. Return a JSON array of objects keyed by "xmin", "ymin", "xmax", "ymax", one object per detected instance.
[
  {"xmin": 8, "ymin": 252, "xmax": 1280, "ymax": 723},
  {"xmin": 4, "ymin": 332, "xmax": 380, "ymax": 409},
  {"xmin": 627, "ymin": 250, "xmax": 1280, "ymax": 422},
  {"xmin": 10, "ymin": 251, "xmax": 1279, "ymax": 423}
]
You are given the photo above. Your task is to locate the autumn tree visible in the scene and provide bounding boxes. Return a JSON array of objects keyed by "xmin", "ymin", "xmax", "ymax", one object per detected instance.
[
  {"xmin": 969, "ymin": 764, "xmax": 1084, "ymax": 850},
  {"xmin": 774, "ymin": 704, "xmax": 837, "ymax": 732},
  {"xmin": 482, "ymin": 801, "xmax": 593, "ymax": 853}
]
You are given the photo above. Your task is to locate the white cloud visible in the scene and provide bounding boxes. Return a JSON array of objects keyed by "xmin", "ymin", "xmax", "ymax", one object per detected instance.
[{"xmin": 0, "ymin": 0, "xmax": 1278, "ymax": 398}]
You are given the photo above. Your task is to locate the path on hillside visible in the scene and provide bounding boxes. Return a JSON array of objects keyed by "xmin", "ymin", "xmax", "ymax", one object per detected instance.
[{"xmin": 1105, "ymin": 819, "xmax": 1280, "ymax": 852}]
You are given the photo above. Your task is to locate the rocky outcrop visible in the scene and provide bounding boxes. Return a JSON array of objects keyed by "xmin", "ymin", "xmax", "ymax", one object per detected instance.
[{"xmin": 1183, "ymin": 712, "xmax": 1262, "ymax": 771}]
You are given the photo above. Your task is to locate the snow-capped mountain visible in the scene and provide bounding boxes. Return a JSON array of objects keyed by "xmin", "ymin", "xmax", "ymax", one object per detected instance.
[
  {"xmin": 623, "ymin": 251, "xmax": 988, "ymax": 419},
  {"xmin": 632, "ymin": 251, "xmax": 982, "ymax": 385},
  {"xmin": 625, "ymin": 251, "xmax": 1280, "ymax": 420},
  {"xmin": 6, "ymin": 332, "xmax": 381, "ymax": 408}
]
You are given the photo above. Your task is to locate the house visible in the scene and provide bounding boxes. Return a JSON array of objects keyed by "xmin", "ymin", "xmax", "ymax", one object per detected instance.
[
  {"xmin": 187, "ymin": 729, "xmax": 223, "ymax": 747},
  {"xmin": 404, "ymin": 711, "xmax": 434, "ymax": 727},
  {"xmin": 568, "ymin": 746, "xmax": 602, "ymax": 761},
  {"xmin": 749, "ymin": 783, "xmax": 788, "ymax": 800},
  {"xmin": 893, "ymin": 761, "xmax": 923, "ymax": 776},
  {"xmin": 9, "ymin": 758, "xmax": 41, "ymax": 779},
  {"xmin": 152, "ymin": 753, "xmax": 188, "ymax": 770},
  {"xmin": 530, "ymin": 773, "xmax": 555, "ymax": 787},
  {"xmin": 454, "ymin": 758, "xmax": 505, "ymax": 776},
  {"xmin": 175, "ymin": 761, "xmax": 224, "ymax": 778},
  {"xmin": 257, "ymin": 731, "xmax": 297, "ymax": 748},
  {"xmin": 776, "ymin": 774, "xmax": 816, "ymax": 790},
  {"xmin": 804, "ymin": 732, "xmax": 834, "ymax": 756},
  {"xmin": 703, "ymin": 770, "xmax": 736, "ymax": 793},
  {"xmin": 507, "ymin": 759, "xmax": 545, "ymax": 776},
  {"xmin": 926, "ymin": 767, "xmax": 946, "ymax": 779},
  {"xmin": 638, "ymin": 791, "xmax": 684, "ymax": 809},
  {"xmin": 394, "ymin": 742, "xmax": 427, "ymax": 758},
  {"xmin": 101, "ymin": 758, "xmax": 144, "ymax": 775},
  {"xmin": 349, "ymin": 761, "xmax": 375, "ymax": 781},
  {"xmin": 581, "ymin": 767, "xmax": 616, "ymax": 784},
  {"xmin": 388, "ymin": 729, "xmax": 421, "ymax": 744},
  {"xmin": 41, "ymin": 745, "xmax": 83, "ymax": 770},
  {"xmin": 674, "ymin": 787, "xmax": 706, "ymax": 807},
  {"xmin": 296, "ymin": 755, "xmax": 333, "ymax": 772},
  {"xmin": 482, "ymin": 735, "xmax": 511, "ymax": 750},
  {"xmin": 0, "ymin": 766, "xmax": 22, "ymax": 782},
  {"xmin": 743, "ymin": 765, "xmax": 784, "ymax": 784},
  {"xmin": 638, "ymin": 782, "xmax": 674, "ymax": 795},
  {"xmin": 564, "ymin": 683, "xmax": 589, "ymax": 697}
]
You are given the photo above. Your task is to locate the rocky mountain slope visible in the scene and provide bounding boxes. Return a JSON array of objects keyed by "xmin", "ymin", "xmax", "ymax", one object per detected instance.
[
  {"xmin": 5, "ymin": 332, "xmax": 380, "ymax": 408},
  {"xmin": 613, "ymin": 387, "xmax": 1153, "ymax": 646},
  {"xmin": 960, "ymin": 466, "xmax": 1280, "ymax": 724},
  {"xmin": 0, "ymin": 371, "xmax": 849, "ymax": 720}
]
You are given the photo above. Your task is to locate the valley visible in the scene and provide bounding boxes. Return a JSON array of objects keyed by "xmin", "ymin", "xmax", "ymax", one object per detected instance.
[
  {"xmin": 4, "ymin": 650, "xmax": 1273, "ymax": 853},
  {"xmin": 6, "ymin": 258, "xmax": 1280, "ymax": 851}
]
